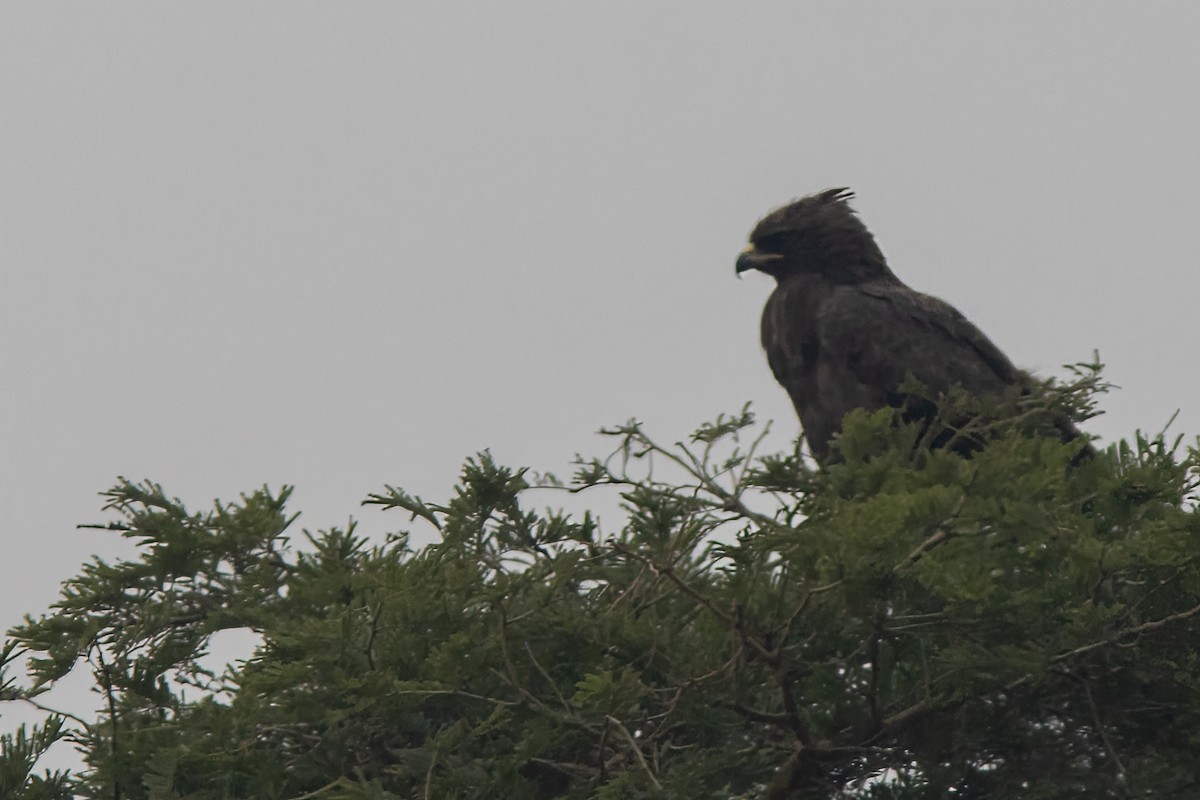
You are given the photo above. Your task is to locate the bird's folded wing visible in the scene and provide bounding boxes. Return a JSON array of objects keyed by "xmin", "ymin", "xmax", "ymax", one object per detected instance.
[{"xmin": 816, "ymin": 283, "xmax": 1020, "ymax": 401}]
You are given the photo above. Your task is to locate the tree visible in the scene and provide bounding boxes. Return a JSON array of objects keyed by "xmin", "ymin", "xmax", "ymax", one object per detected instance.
[{"xmin": 3, "ymin": 362, "xmax": 1200, "ymax": 799}]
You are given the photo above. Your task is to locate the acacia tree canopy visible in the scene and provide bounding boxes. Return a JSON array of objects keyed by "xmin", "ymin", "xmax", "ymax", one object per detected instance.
[{"xmin": 3, "ymin": 363, "xmax": 1200, "ymax": 799}]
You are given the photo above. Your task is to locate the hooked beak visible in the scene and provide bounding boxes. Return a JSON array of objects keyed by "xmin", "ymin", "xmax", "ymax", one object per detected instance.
[{"xmin": 735, "ymin": 243, "xmax": 784, "ymax": 275}]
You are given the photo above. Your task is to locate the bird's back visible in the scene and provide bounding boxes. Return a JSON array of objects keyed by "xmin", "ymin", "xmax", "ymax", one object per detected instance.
[{"xmin": 762, "ymin": 274, "xmax": 1022, "ymax": 460}]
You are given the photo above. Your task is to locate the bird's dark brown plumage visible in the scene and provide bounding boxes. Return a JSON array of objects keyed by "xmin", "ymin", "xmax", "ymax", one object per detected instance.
[{"xmin": 737, "ymin": 188, "xmax": 1067, "ymax": 462}]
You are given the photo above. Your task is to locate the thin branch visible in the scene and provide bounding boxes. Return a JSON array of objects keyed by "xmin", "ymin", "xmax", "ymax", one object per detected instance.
[
  {"xmin": 1080, "ymin": 676, "xmax": 1130, "ymax": 795},
  {"xmin": 1051, "ymin": 601, "xmax": 1200, "ymax": 664},
  {"xmin": 893, "ymin": 496, "xmax": 966, "ymax": 573},
  {"xmin": 736, "ymin": 418, "xmax": 775, "ymax": 493},
  {"xmin": 643, "ymin": 686, "xmax": 685, "ymax": 744},
  {"xmin": 289, "ymin": 779, "xmax": 343, "ymax": 800},
  {"xmin": 723, "ymin": 701, "xmax": 797, "ymax": 731},
  {"xmin": 1121, "ymin": 567, "xmax": 1185, "ymax": 619},
  {"xmin": 610, "ymin": 425, "xmax": 793, "ymax": 534},
  {"xmin": 390, "ymin": 689, "xmax": 519, "ymax": 706},
  {"xmin": 603, "ymin": 564, "xmax": 648, "ymax": 616},
  {"xmin": 524, "ymin": 641, "xmax": 572, "ymax": 714},
  {"xmin": 13, "ymin": 695, "xmax": 93, "ymax": 728},
  {"xmin": 531, "ymin": 756, "xmax": 598, "ymax": 777},
  {"xmin": 605, "ymin": 715, "xmax": 663, "ymax": 791},
  {"xmin": 778, "ymin": 579, "xmax": 844, "ymax": 652},
  {"xmin": 875, "ymin": 699, "xmax": 938, "ymax": 739},
  {"xmin": 365, "ymin": 599, "xmax": 385, "ymax": 671},
  {"xmin": 893, "ymin": 529, "xmax": 951, "ymax": 573},
  {"xmin": 95, "ymin": 649, "xmax": 121, "ymax": 800},
  {"xmin": 597, "ymin": 721, "xmax": 609, "ymax": 782},
  {"xmin": 865, "ymin": 610, "xmax": 882, "ymax": 728},
  {"xmin": 609, "ymin": 542, "xmax": 773, "ymax": 663},
  {"xmin": 774, "ymin": 669, "xmax": 811, "ymax": 744},
  {"xmin": 496, "ymin": 609, "xmax": 549, "ymax": 710},
  {"xmin": 424, "ymin": 749, "xmax": 438, "ymax": 800}
]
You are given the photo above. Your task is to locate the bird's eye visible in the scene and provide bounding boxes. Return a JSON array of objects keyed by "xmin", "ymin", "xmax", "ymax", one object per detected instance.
[{"xmin": 753, "ymin": 233, "xmax": 787, "ymax": 254}]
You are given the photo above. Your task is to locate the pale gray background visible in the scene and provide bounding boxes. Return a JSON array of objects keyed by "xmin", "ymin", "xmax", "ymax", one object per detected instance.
[{"xmin": 2, "ymin": 2, "xmax": 1198, "ymax": 766}]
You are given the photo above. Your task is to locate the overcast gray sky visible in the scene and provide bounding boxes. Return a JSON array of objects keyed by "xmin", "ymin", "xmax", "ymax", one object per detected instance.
[{"xmin": 2, "ymin": 2, "xmax": 1198, "ymax": 755}]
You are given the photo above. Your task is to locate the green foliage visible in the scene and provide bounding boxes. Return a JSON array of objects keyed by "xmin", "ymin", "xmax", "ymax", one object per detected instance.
[
  {"xmin": 0, "ymin": 701, "xmax": 74, "ymax": 800},
  {"xmin": 3, "ymin": 363, "xmax": 1200, "ymax": 798}
]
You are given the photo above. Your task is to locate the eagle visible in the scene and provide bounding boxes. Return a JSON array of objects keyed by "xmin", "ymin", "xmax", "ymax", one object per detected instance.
[{"xmin": 736, "ymin": 188, "xmax": 1080, "ymax": 462}]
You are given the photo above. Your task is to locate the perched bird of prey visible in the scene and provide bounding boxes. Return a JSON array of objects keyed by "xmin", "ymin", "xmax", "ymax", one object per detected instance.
[{"xmin": 736, "ymin": 188, "xmax": 1078, "ymax": 462}]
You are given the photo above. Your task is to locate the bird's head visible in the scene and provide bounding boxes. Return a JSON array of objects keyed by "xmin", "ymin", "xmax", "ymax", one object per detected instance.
[{"xmin": 736, "ymin": 188, "xmax": 892, "ymax": 283}]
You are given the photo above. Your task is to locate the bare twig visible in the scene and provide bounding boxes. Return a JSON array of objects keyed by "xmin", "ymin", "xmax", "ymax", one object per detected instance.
[
  {"xmin": 497, "ymin": 609, "xmax": 549, "ymax": 710},
  {"xmin": 95, "ymin": 649, "xmax": 121, "ymax": 800},
  {"xmin": 606, "ymin": 424, "xmax": 793, "ymax": 534},
  {"xmin": 643, "ymin": 686, "xmax": 686, "ymax": 744},
  {"xmin": 1121, "ymin": 567, "xmax": 1185, "ymax": 618},
  {"xmin": 775, "ymin": 670, "xmax": 811, "ymax": 744},
  {"xmin": 524, "ymin": 640, "xmax": 572, "ymax": 714},
  {"xmin": 892, "ymin": 529, "xmax": 951, "ymax": 573},
  {"xmin": 1050, "ymin": 601, "xmax": 1200, "ymax": 664},
  {"xmin": 1080, "ymin": 677, "xmax": 1130, "ymax": 795},
  {"xmin": 424, "ymin": 749, "xmax": 438, "ymax": 800},
  {"xmin": 365, "ymin": 599, "xmax": 385, "ymax": 671},
  {"xmin": 389, "ymin": 689, "xmax": 519, "ymax": 706},
  {"xmin": 609, "ymin": 542, "xmax": 773, "ymax": 662},
  {"xmin": 866, "ymin": 610, "xmax": 883, "ymax": 727},
  {"xmin": 11, "ymin": 695, "xmax": 93, "ymax": 728},
  {"xmin": 778, "ymin": 579, "xmax": 845, "ymax": 650},
  {"xmin": 893, "ymin": 496, "xmax": 966, "ymax": 573},
  {"xmin": 737, "ymin": 419, "xmax": 775, "ymax": 492},
  {"xmin": 722, "ymin": 701, "xmax": 799, "ymax": 731},
  {"xmin": 597, "ymin": 721, "xmax": 609, "ymax": 781},
  {"xmin": 605, "ymin": 715, "xmax": 663, "ymax": 791},
  {"xmin": 603, "ymin": 564, "xmax": 648, "ymax": 616},
  {"xmin": 875, "ymin": 699, "xmax": 936, "ymax": 738},
  {"xmin": 288, "ymin": 779, "xmax": 343, "ymax": 800}
]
